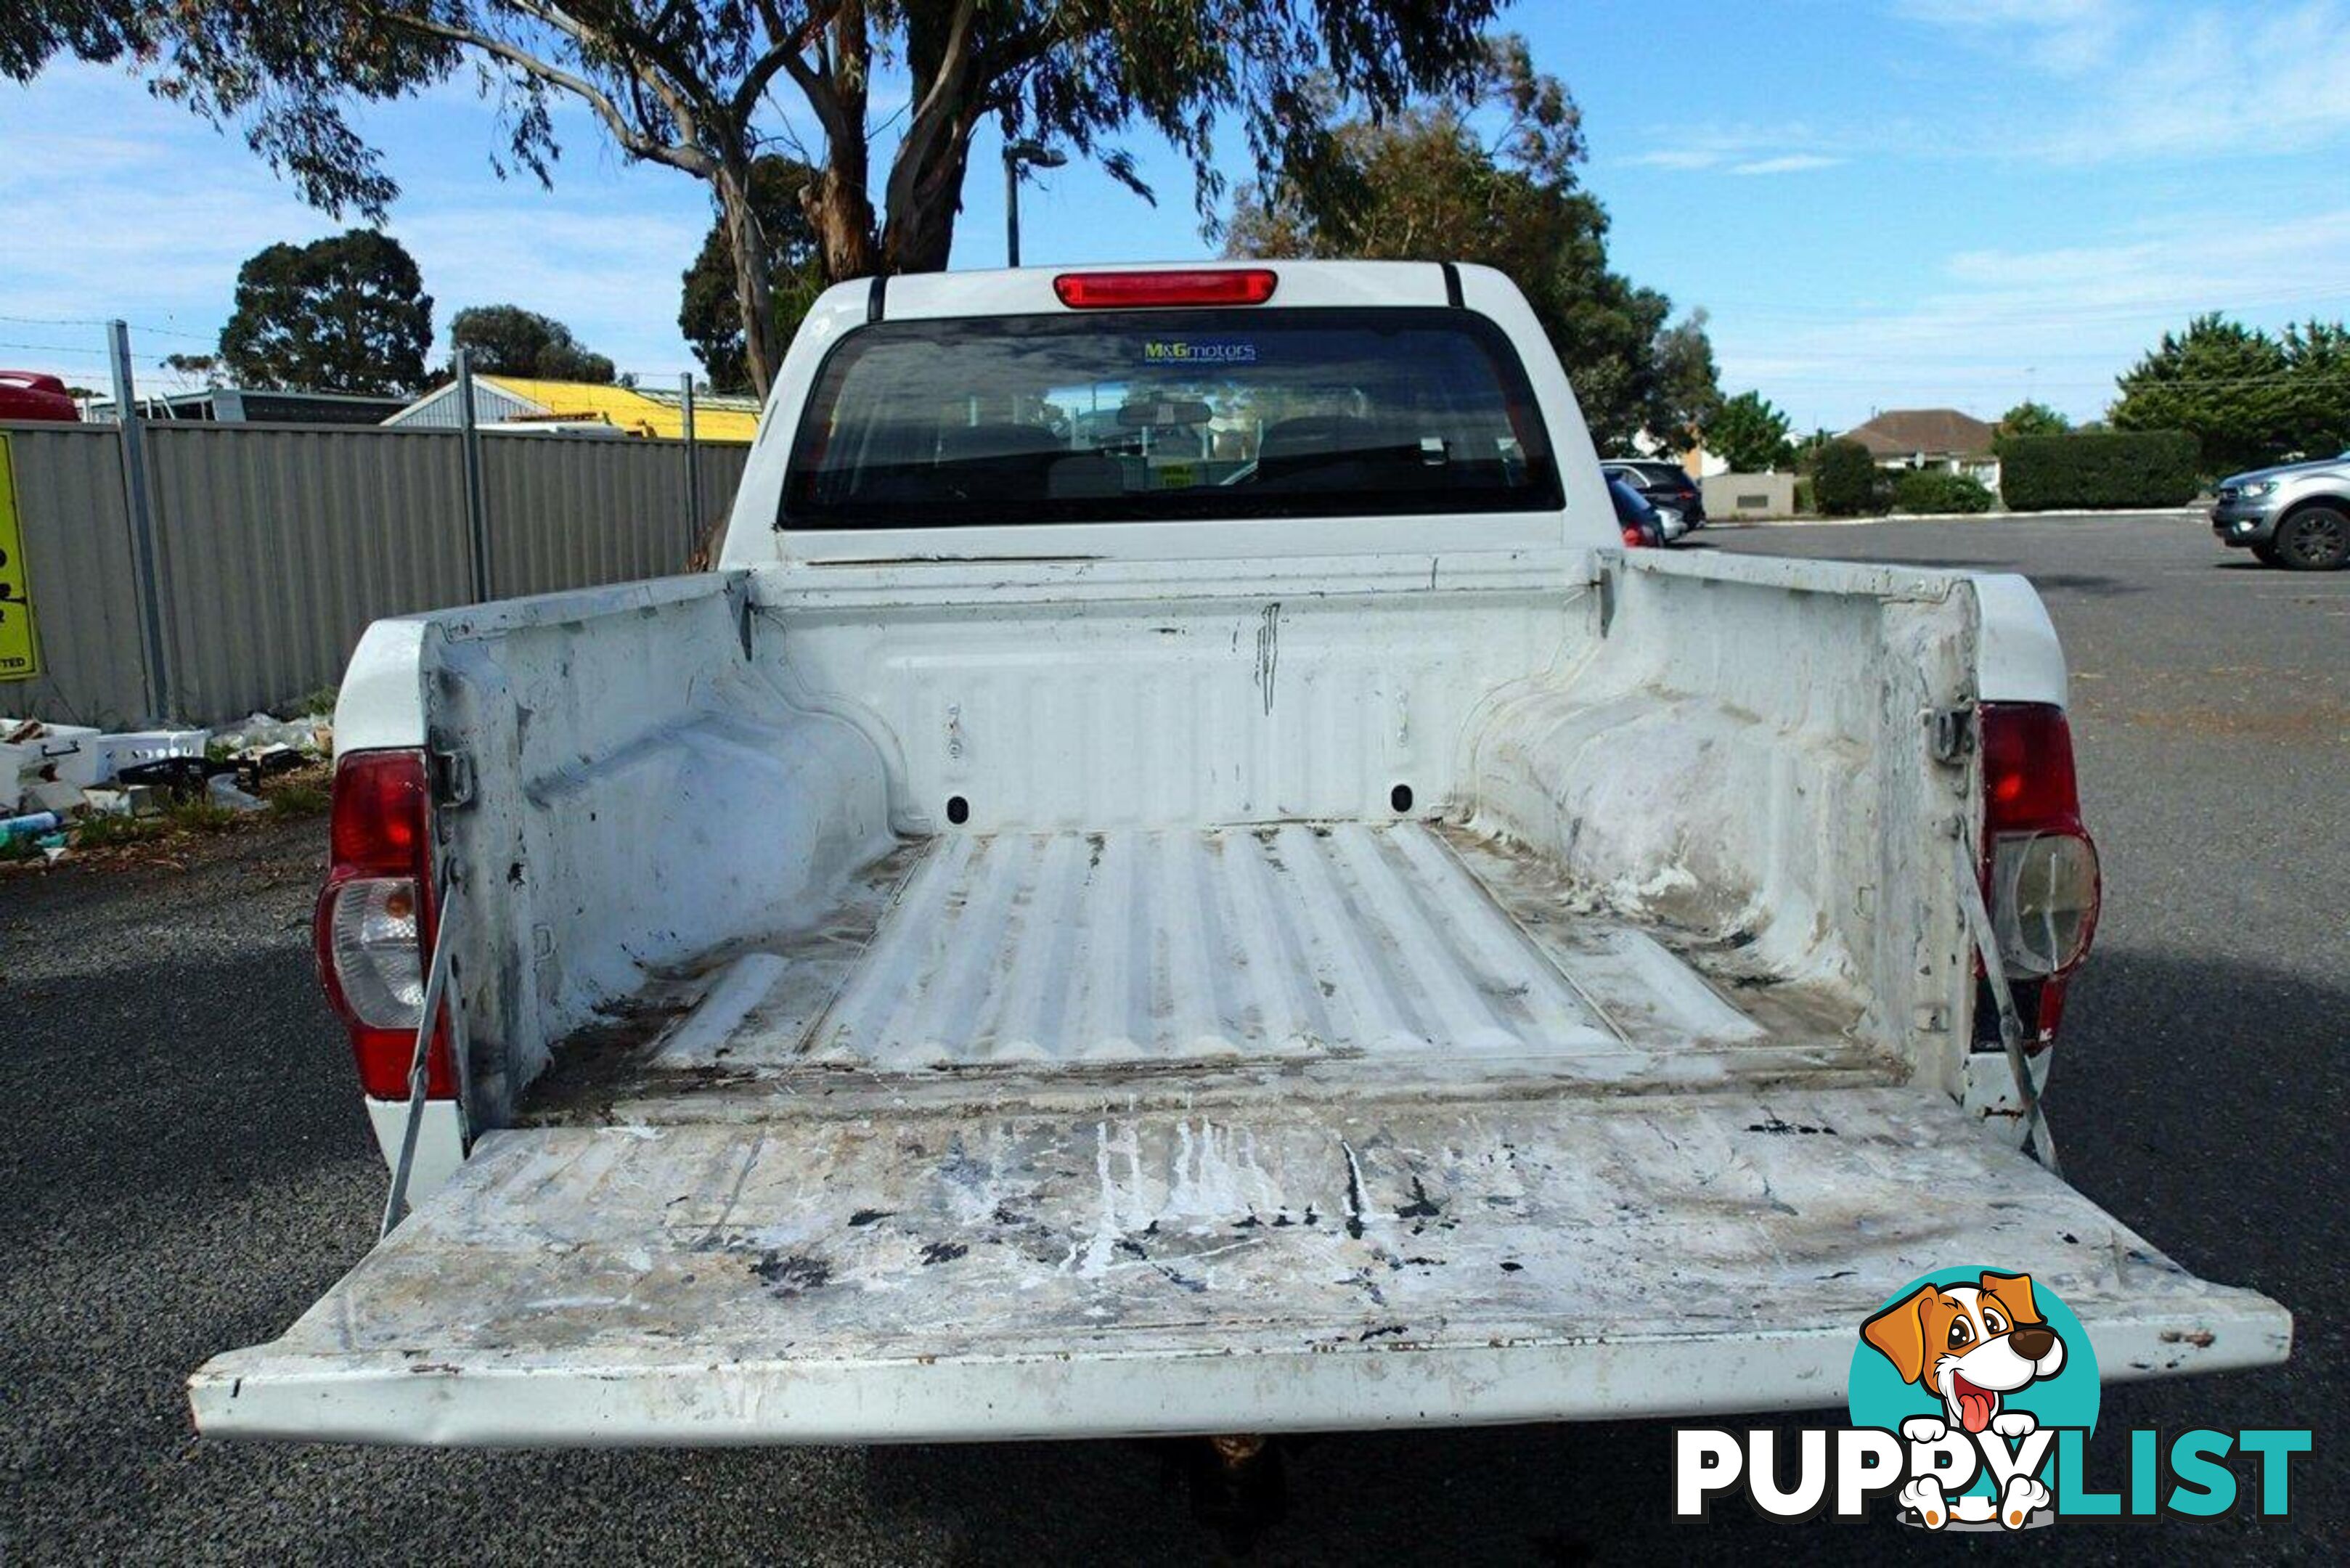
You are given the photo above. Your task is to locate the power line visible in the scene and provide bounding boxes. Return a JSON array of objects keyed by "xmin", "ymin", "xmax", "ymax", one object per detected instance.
[{"xmin": 0, "ymin": 311, "xmax": 216, "ymax": 342}]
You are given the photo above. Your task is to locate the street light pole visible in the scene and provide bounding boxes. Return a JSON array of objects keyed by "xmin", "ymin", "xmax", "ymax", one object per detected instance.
[
  {"xmin": 1005, "ymin": 150, "xmax": 1021, "ymax": 269},
  {"xmin": 1002, "ymin": 139, "xmax": 1066, "ymax": 268}
]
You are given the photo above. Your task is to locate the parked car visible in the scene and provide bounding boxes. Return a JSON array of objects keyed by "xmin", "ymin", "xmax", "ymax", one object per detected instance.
[
  {"xmin": 194, "ymin": 261, "xmax": 2286, "ymax": 1474},
  {"xmin": 1602, "ymin": 457, "xmax": 1704, "ymax": 532},
  {"xmin": 1608, "ymin": 473, "xmax": 1666, "ymax": 547},
  {"xmin": 2211, "ymin": 453, "xmax": 2350, "ymax": 570},
  {"xmin": 0, "ymin": 371, "xmax": 78, "ymax": 422}
]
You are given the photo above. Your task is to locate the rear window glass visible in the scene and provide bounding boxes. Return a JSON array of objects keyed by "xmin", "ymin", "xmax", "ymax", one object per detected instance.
[{"xmin": 780, "ymin": 308, "xmax": 1561, "ymax": 529}]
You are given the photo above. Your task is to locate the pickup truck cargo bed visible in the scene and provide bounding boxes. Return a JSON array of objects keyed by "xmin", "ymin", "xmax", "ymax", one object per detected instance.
[
  {"xmin": 195, "ymin": 261, "xmax": 2288, "ymax": 1449},
  {"xmin": 531, "ymin": 822, "xmax": 1882, "ymax": 1124}
]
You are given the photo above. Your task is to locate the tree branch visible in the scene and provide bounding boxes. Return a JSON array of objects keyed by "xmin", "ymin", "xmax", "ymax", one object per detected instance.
[{"xmin": 382, "ymin": 12, "xmax": 714, "ymax": 176}]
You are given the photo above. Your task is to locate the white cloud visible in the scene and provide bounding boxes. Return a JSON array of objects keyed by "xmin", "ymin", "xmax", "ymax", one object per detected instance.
[
  {"xmin": 1728, "ymin": 155, "xmax": 1843, "ymax": 176},
  {"xmin": 1894, "ymin": 0, "xmax": 2127, "ymax": 75},
  {"xmin": 1621, "ymin": 148, "xmax": 1731, "ymax": 171},
  {"xmin": 1615, "ymin": 124, "xmax": 1845, "ymax": 176},
  {"xmin": 1906, "ymin": 0, "xmax": 2350, "ymax": 163},
  {"xmin": 0, "ymin": 62, "xmax": 727, "ymax": 381},
  {"xmin": 1711, "ymin": 208, "xmax": 2350, "ymax": 428}
]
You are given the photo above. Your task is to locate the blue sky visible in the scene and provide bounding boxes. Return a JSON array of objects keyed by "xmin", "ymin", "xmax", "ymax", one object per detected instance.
[{"xmin": 4, "ymin": 0, "xmax": 2349, "ymax": 430}]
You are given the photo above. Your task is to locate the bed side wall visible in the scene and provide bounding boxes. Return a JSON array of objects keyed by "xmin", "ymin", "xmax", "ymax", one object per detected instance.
[
  {"xmin": 1461, "ymin": 553, "xmax": 1981, "ymax": 1073},
  {"xmin": 421, "ymin": 579, "xmax": 895, "ymax": 1122}
]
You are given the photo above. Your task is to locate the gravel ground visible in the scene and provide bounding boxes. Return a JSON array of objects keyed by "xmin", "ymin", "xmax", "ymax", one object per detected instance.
[{"xmin": 1, "ymin": 511, "xmax": 2339, "ymax": 1563}]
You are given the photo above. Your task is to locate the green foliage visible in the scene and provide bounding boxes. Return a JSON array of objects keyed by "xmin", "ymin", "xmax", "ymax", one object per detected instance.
[
  {"xmin": 2110, "ymin": 314, "xmax": 2296, "ymax": 475},
  {"xmin": 1892, "ymin": 468, "xmax": 1994, "ymax": 514},
  {"xmin": 1223, "ymin": 36, "xmax": 1719, "ymax": 452},
  {"xmin": 1, "ymin": 0, "xmax": 142, "ymax": 81},
  {"xmin": 1995, "ymin": 400, "xmax": 2070, "ymax": 444},
  {"xmin": 1707, "ymin": 390, "xmax": 1792, "ymax": 473},
  {"xmin": 160, "ymin": 352, "xmax": 224, "ymax": 388},
  {"xmin": 2280, "ymin": 320, "xmax": 2350, "ymax": 460},
  {"xmin": 679, "ymin": 155, "xmax": 825, "ymax": 394},
  {"xmin": 449, "ymin": 305, "xmax": 614, "ymax": 383},
  {"xmin": 218, "ymin": 229, "xmax": 432, "ymax": 395},
  {"xmin": 268, "ymin": 781, "xmax": 330, "ymax": 817},
  {"xmin": 1999, "ymin": 431, "xmax": 2201, "ymax": 510},
  {"xmin": 1812, "ymin": 439, "xmax": 1880, "ymax": 516}
]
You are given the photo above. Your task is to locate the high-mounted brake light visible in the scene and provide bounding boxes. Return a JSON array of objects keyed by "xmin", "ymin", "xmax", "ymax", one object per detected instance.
[
  {"xmin": 1977, "ymin": 703, "xmax": 2100, "ymax": 1051},
  {"xmin": 314, "ymin": 749, "xmax": 454, "ymax": 1100},
  {"xmin": 1053, "ymin": 269, "xmax": 1278, "ymax": 309}
]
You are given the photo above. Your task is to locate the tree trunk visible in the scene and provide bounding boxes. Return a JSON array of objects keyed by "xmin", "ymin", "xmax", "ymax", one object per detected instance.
[
  {"xmin": 879, "ymin": 122, "xmax": 974, "ymax": 274},
  {"xmin": 806, "ymin": 160, "xmax": 878, "ymax": 284},
  {"xmin": 715, "ymin": 160, "xmax": 780, "ymax": 399},
  {"xmin": 801, "ymin": 0, "xmax": 878, "ymax": 285}
]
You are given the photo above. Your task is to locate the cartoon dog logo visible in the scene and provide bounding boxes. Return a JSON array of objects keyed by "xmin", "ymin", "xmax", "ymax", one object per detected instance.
[{"xmin": 1862, "ymin": 1270, "xmax": 2068, "ymax": 1529}]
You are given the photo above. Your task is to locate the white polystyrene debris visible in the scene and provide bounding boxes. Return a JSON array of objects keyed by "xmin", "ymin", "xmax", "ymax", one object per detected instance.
[{"xmin": 211, "ymin": 711, "xmax": 332, "ymax": 757}]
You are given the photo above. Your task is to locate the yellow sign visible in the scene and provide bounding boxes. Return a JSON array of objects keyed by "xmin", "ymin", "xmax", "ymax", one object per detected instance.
[{"xmin": 0, "ymin": 435, "xmax": 40, "ymax": 680}]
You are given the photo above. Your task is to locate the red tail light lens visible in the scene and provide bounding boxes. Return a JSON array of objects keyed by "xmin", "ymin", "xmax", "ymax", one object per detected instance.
[
  {"xmin": 1053, "ymin": 269, "xmax": 1278, "ymax": 308},
  {"xmin": 315, "ymin": 749, "xmax": 453, "ymax": 1099},
  {"xmin": 1622, "ymin": 525, "xmax": 1648, "ymax": 548},
  {"xmin": 1978, "ymin": 703, "xmax": 2100, "ymax": 1051}
]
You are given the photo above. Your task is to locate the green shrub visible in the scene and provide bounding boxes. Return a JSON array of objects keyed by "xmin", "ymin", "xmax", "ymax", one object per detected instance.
[
  {"xmin": 1792, "ymin": 475, "xmax": 1816, "ymax": 515},
  {"xmin": 1893, "ymin": 468, "xmax": 1996, "ymax": 514},
  {"xmin": 1999, "ymin": 430, "xmax": 2200, "ymax": 510},
  {"xmin": 1812, "ymin": 440, "xmax": 1880, "ymax": 515}
]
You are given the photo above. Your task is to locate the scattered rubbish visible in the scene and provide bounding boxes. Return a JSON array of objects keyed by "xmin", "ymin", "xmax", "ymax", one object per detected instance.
[
  {"xmin": 115, "ymin": 756, "xmax": 241, "ymax": 796},
  {"xmin": 205, "ymin": 774, "xmax": 267, "ymax": 813},
  {"xmin": 211, "ymin": 711, "xmax": 332, "ymax": 758},
  {"xmin": 1, "ymin": 706, "xmax": 331, "ymax": 862},
  {"xmin": 21, "ymin": 777, "xmax": 86, "ymax": 814}
]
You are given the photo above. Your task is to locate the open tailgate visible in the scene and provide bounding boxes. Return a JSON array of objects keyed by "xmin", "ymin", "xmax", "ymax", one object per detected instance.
[{"xmin": 192, "ymin": 1089, "xmax": 2288, "ymax": 1445}]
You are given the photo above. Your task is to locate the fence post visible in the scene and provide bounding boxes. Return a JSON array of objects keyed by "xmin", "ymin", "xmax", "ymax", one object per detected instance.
[
  {"xmin": 107, "ymin": 320, "xmax": 176, "ymax": 722},
  {"xmin": 680, "ymin": 372, "xmax": 701, "ymax": 563},
  {"xmin": 455, "ymin": 348, "xmax": 491, "ymax": 603}
]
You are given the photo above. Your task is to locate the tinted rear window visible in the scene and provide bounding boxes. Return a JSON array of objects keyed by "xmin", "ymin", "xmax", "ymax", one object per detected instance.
[{"xmin": 781, "ymin": 308, "xmax": 1561, "ymax": 529}]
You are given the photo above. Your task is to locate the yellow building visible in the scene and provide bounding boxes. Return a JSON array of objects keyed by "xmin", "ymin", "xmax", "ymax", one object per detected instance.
[{"xmin": 385, "ymin": 375, "xmax": 762, "ymax": 442}]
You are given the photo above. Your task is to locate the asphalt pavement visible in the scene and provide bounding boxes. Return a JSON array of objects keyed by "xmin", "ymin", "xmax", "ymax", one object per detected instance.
[{"xmin": 1, "ymin": 511, "xmax": 2340, "ymax": 1563}]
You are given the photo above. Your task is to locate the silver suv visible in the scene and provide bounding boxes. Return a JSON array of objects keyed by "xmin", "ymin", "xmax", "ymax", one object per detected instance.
[{"xmin": 2210, "ymin": 454, "xmax": 2350, "ymax": 569}]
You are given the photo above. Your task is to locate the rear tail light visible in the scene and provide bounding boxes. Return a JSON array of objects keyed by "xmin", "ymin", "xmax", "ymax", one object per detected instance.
[
  {"xmin": 1622, "ymin": 525, "xmax": 1649, "ymax": 548},
  {"xmin": 315, "ymin": 749, "xmax": 454, "ymax": 1099},
  {"xmin": 1976, "ymin": 703, "xmax": 2100, "ymax": 1050},
  {"xmin": 1053, "ymin": 269, "xmax": 1278, "ymax": 308}
]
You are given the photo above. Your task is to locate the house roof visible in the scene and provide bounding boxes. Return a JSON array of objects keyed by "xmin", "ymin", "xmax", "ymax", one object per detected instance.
[
  {"xmin": 385, "ymin": 375, "xmax": 761, "ymax": 441},
  {"xmin": 475, "ymin": 376, "xmax": 762, "ymax": 442},
  {"xmin": 1840, "ymin": 407, "xmax": 1998, "ymax": 459}
]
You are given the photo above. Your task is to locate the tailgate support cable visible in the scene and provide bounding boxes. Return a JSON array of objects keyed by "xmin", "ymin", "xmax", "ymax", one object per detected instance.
[
  {"xmin": 1954, "ymin": 833, "xmax": 2061, "ymax": 1176},
  {"xmin": 381, "ymin": 872, "xmax": 467, "ymax": 1238}
]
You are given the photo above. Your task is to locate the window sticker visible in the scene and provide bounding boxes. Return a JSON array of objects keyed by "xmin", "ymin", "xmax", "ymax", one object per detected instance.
[{"xmin": 1141, "ymin": 338, "xmax": 1257, "ymax": 365}]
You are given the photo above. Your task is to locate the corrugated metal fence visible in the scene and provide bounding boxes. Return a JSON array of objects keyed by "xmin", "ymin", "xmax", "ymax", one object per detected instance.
[{"xmin": 1, "ymin": 420, "xmax": 750, "ymax": 726}]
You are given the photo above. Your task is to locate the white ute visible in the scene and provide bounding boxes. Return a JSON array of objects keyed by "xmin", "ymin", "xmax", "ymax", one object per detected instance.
[{"xmin": 195, "ymin": 262, "xmax": 2287, "ymax": 1446}]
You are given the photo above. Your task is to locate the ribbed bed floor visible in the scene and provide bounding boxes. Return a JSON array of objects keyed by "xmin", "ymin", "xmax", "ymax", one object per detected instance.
[{"xmin": 645, "ymin": 822, "xmax": 1783, "ymax": 1076}]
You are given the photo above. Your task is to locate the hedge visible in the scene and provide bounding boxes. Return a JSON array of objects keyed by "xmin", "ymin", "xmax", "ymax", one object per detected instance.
[
  {"xmin": 1812, "ymin": 439, "xmax": 1879, "ymax": 515},
  {"xmin": 1999, "ymin": 430, "xmax": 2200, "ymax": 510},
  {"xmin": 1893, "ymin": 468, "xmax": 1995, "ymax": 514}
]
